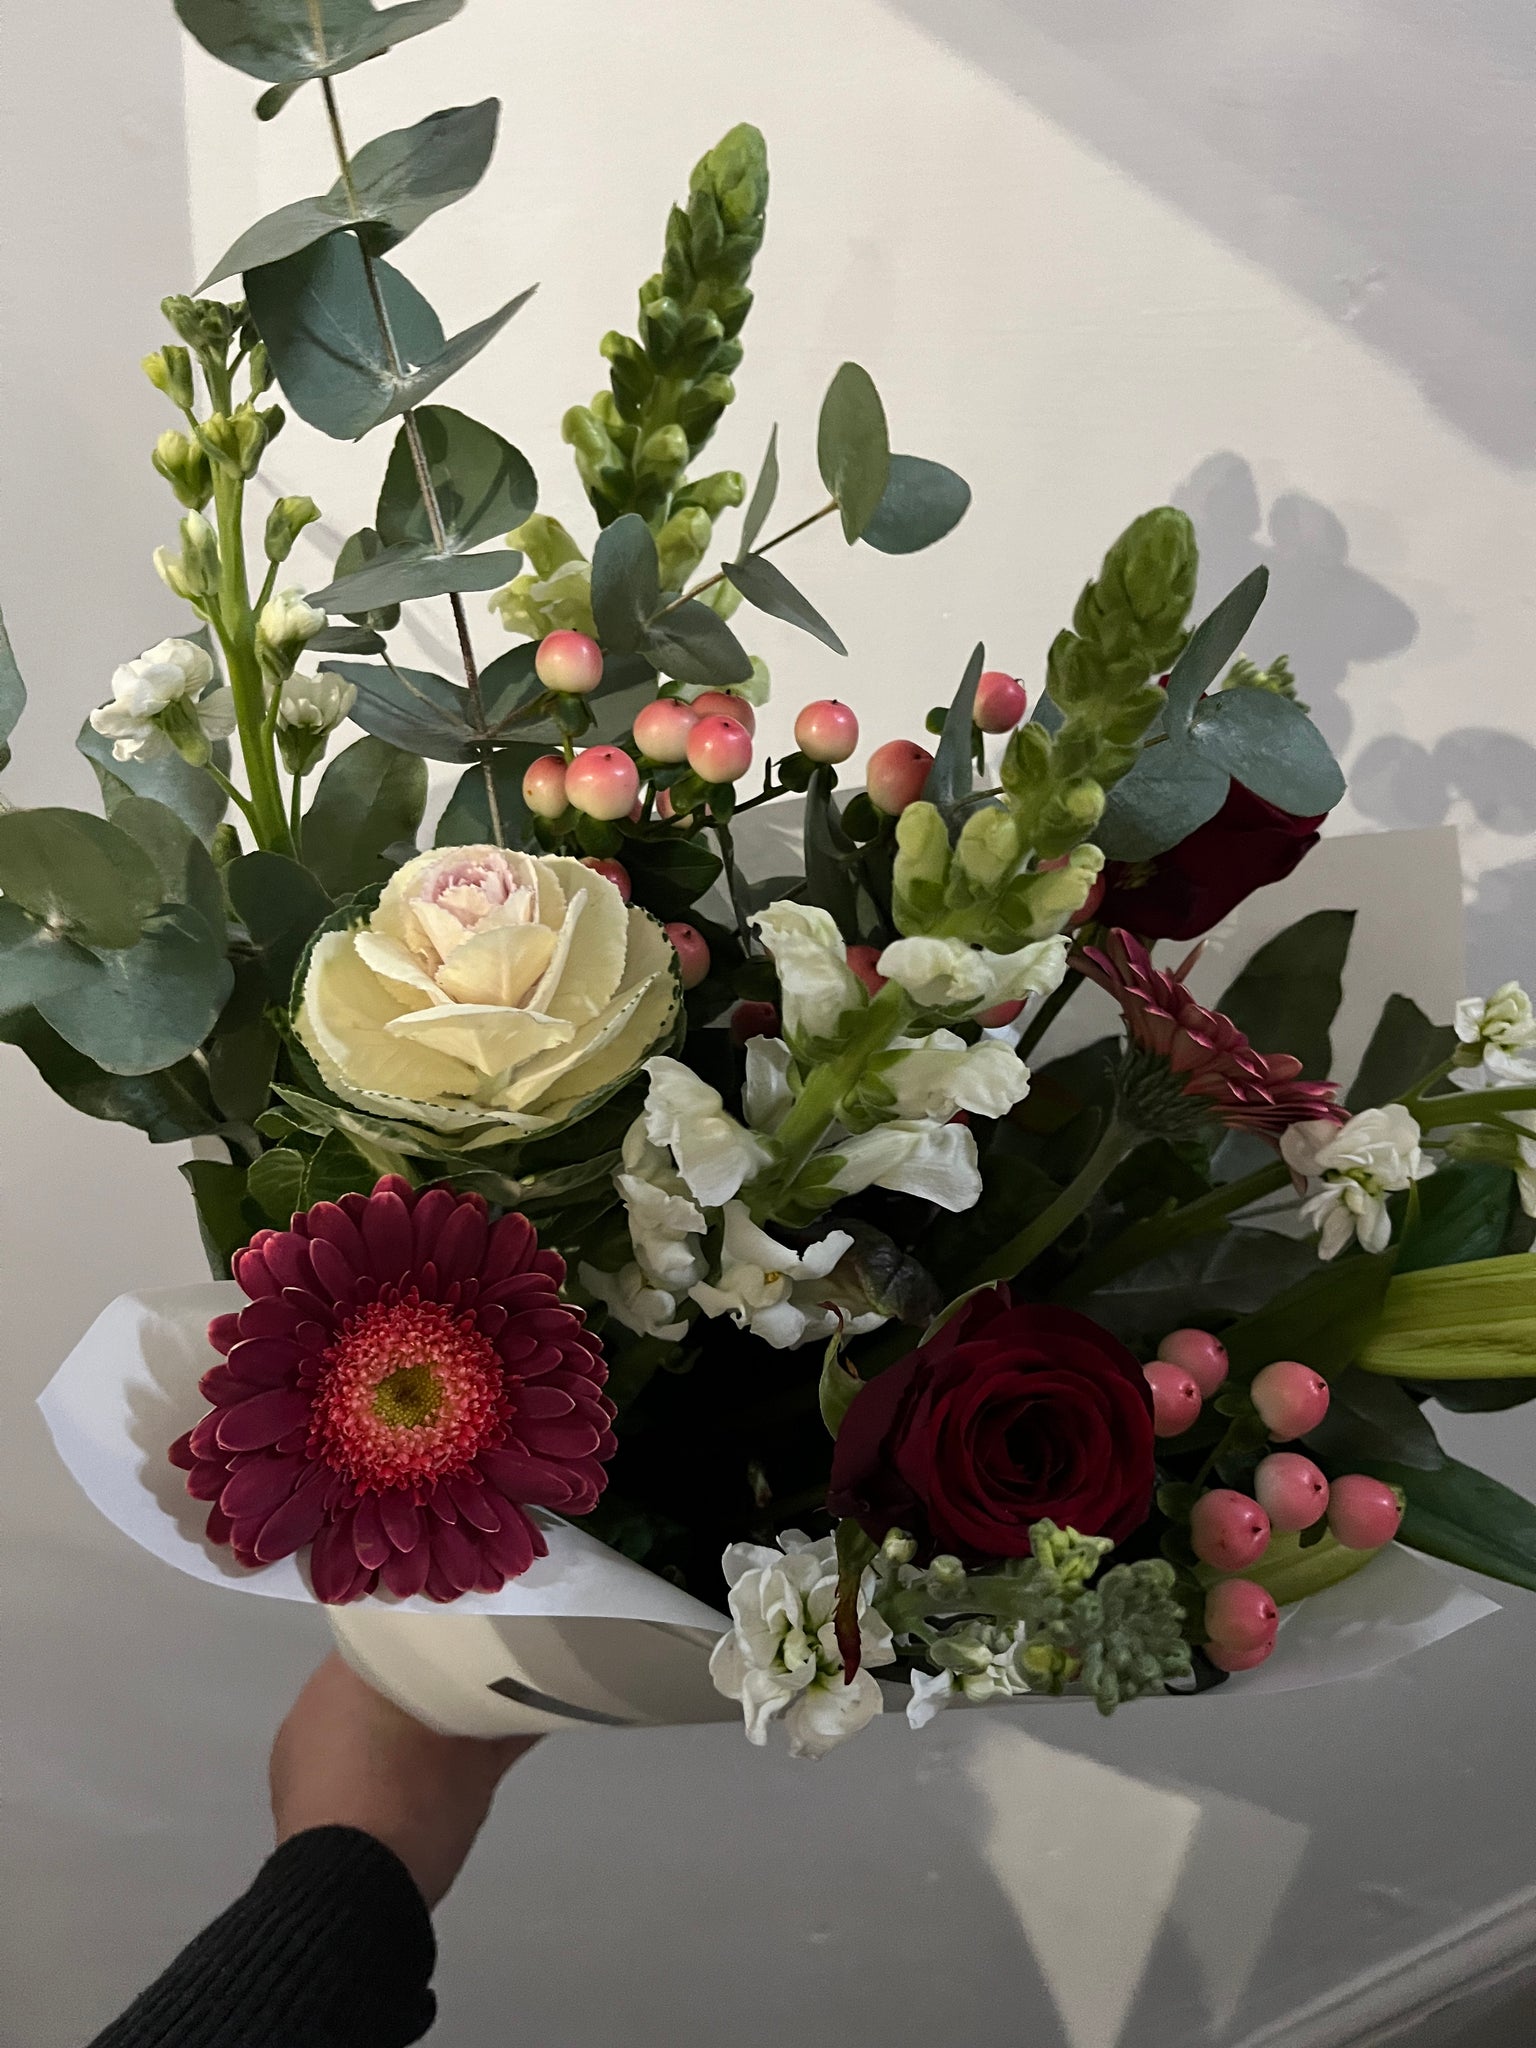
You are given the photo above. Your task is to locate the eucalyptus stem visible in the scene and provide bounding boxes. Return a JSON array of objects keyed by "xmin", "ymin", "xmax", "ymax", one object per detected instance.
[
  {"xmin": 968, "ymin": 1116, "xmax": 1137, "ymax": 1289},
  {"xmin": 1051, "ymin": 1156, "xmax": 1292, "ymax": 1303},
  {"xmin": 656, "ymin": 500, "xmax": 839, "ymax": 617}
]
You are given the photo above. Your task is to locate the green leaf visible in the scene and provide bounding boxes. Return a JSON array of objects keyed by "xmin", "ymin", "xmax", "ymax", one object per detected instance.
[
  {"xmin": 819, "ymin": 1331, "xmax": 865, "ymax": 1438},
  {"xmin": 255, "ymin": 81, "xmax": 302, "ymax": 120},
  {"xmin": 174, "ymin": 0, "xmax": 466, "ymax": 87},
  {"xmin": 585, "ymin": 652, "xmax": 660, "ymax": 746},
  {"xmin": 199, "ymin": 101, "xmax": 499, "ymax": 287},
  {"xmin": 1396, "ymin": 1162, "xmax": 1514, "ymax": 1274},
  {"xmin": 110, "ymin": 795, "xmax": 225, "ymax": 939},
  {"xmin": 1217, "ymin": 908, "xmax": 1355, "ymax": 1080},
  {"xmin": 1094, "ymin": 736, "xmax": 1230, "ymax": 862},
  {"xmin": 327, "ymin": 526, "xmax": 401, "ymax": 629},
  {"xmin": 207, "ymin": 956, "xmax": 281, "ymax": 1121},
  {"xmin": 35, "ymin": 907, "xmax": 234, "ymax": 1075},
  {"xmin": 308, "ymin": 543, "xmax": 519, "ymax": 613},
  {"xmin": 321, "ymin": 659, "xmax": 479, "ymax": 762},
  {"xmin": 179, "ymin": 1157, "xmax": 256, "ymax": 1278},
  {"xmin": 619, "ymin": 834, "xmax": 723, "ymax": 923},
  {"xmin": 77, "ymin": 715, "xmax": 230, "ymax": 842},
  {"xmin": 301, "ymin": 736, "xmax": 426, "ymax": 896},
  {"xmin": 642, "ymin": 601, "xmax": 753, "ymax": 687},
  {"xmin": 0, "ymin": 808, "xmax": 161, "ymax": 950},
  {"xmin": 248, "ymin": 1144, "xmax": 308, "ymax": 1223},
  {"xmin": 723, "ymin": 554, "xmax": 845, "ymax": 655},
  {"xmin": 0, "ymin": 602, "xmax": 25, "ymax": 764},
  {"xmin": 923, "ymin": 643, "xmax": 985, "ymax": 812},
  {"xmin": 1357, "ymin": 1455, "xmax": 1536, "ymax": 1594},
  {"xmin": 310, "ymin": 623, "xmax": 385, "ymax": 656},
  {"xmin": 1162, "ymin": 565, "xmax": 1269, "ymax": 736},
  {"xmin": 435, "ymin": 747, "xmax": 545, "ymax": 852},
  {"xmin": 304, "ymin": 1126, "xmax": 383, "ymax": 1204},
  {"xmin": 1348, "ymin": 995, "xmax": 1458, "ymax": 1112},
  {"xmin": 860, "ymin": 453, "xmax": 971, "ymax": 556},
  {"xmin": 1223, "ymin": 1249, "xmax": 1395, "ymax": 1386},
  {"xmin": 803, "ymin": 767, "xmax": 861, "ymax": 943},
  {"xmin": 0, "ymin": 1006, "xmax": 221, "ymax": 1141},
  {"xmin": 226, "ymin": 852, "xmax": 334, "ymax": 1002},
  {"xmin": 817, "ymin": 362, "xmax": 890, "ymax": 543},
  {"xmin": 736, "ymin": 424, "xmax": 779, "ymax": 558},
  {"xmin": 1189, "ymin": 688, "xmax": 1345, "ymax": 817},
  {"xmin": 0, "ymin": 902, "xmax": 99, "ymax": 1015},
  {"xmin": 1305, "ymin": 1366, "xmax": 1445, "ymax": 1472},
  {"xmin": 374, "ymin": 405, "xmax": 537, "ymax": 553},
  {"xmin": 590, "ymin": 515, "xmax": 660, "ymax": 654}
]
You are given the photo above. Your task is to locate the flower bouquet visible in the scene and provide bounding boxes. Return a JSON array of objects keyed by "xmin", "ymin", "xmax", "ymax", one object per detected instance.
[{"xmin": 23, "ymin": 0, "xmax": 1536, "ymax": 1759}]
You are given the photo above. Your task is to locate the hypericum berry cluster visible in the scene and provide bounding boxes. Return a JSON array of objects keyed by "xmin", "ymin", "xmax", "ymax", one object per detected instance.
[{"xmin": 1144, "ymin": 1327, "xmax": 1404, "ymax": 1674}]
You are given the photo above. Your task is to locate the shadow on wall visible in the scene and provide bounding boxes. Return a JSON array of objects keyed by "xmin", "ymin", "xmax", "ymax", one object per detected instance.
[
  {"xmin": 887, "ymin": 0, "xmax": 1536, "ymax": 465},
  {"xmin": 1171, "ymin": 452, "xmax": 1417, "ymax": 756}
]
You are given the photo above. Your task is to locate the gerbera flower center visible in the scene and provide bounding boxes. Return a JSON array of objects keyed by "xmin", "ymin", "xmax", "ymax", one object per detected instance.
[{"xmin": 311, "ymin": 1297, "xmax": 509, "ymax": 1493}]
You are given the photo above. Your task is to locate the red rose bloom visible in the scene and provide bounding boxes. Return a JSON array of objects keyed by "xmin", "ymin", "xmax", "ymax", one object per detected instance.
[
  {"xmin": 169, "ymin": 1176, "xmax": 614, "ymax": 1605},
  {"xmin": 1097, "ymin": 781, "xmax": 1323, "ymax": 942},
  {"xmin": 827, "ymin": 1289, "xmax": 1156, "ymax": 1556}
]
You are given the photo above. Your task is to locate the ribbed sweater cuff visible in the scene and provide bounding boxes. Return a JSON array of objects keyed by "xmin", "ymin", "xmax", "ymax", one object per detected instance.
[{"xmin": 87, "ymin": 1826, "xmax": 437, "ymax": 2048}]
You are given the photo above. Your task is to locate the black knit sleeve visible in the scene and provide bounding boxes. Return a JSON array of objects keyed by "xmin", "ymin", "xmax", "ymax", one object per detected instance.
[{"xmin": 86, "ymin": 1826, "xmax": 437, "ymax": 2048}]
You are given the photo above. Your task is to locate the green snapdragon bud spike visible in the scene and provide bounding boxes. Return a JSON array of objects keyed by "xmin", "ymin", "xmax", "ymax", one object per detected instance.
[
  {"xmin": 151, "ymin": 428, "xmax": 213, "ymax": 510},
  {"xmin": 490, "ymin": 516, "xmax": 595, "ymax": 639},
  {"xmin": 264, "ymin": 495, "xmax": 320, "ymax": 565},
  {"xmin": 143, "ymin": 345, "xmax": 195, "ymax": 412}
]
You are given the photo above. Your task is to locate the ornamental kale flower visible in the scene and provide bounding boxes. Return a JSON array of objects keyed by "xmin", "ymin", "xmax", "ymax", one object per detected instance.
[
  {"xmin": 169, "ymin": 1177, "xmax": 615, "ymax": 1605},
  {"xmin": 1075, "ymin": 927, "xmax": 1344, "ymax": 1141}
]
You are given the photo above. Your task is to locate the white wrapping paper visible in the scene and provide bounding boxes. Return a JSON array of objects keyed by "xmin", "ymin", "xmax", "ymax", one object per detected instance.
[{"xmin": 40, "ymin": 1285, "xmax": 1500, "ymax": 1736}]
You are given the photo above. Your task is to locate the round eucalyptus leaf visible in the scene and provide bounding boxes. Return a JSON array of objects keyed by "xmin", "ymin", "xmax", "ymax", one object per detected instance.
[
  {"xmin": 36, "ymin": 907, "xmax": 234, "ymax": 1075},
  {"xmin": 0, "ymin": 808, "xmax": 161, "ymax": 949},
  {"xmin": 817, "ymin": 362, "xmax": 891, "ymax": 543},
  {"xmin": 861, "ymin": 454, "xmax": 971, "ymax": 556},
  {"xmin": 1189, "ymin": 687, "xmax": 1346, "ymax": 817}
]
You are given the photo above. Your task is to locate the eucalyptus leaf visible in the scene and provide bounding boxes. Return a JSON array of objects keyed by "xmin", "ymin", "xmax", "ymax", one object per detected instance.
[
  {"xmin": 817, "ymin": 362, "xmax": 890, "ymax": 543},
  {"xmin": 1217, "ymin": 908, "xmax": 1355, "ymax": 1079},
  {"xmin": 1190, "ymin": 687, "xmax": 1345, "ymax": 817},
  {"xmin": 586, "ymin": 652, "xmax": 660, "ymax": 746},
  {"xmin": 328, "ymin": 526, "xmax": 401, "ymax": 629},
  {"xmin": 0, "ymin": 602, "xmax": 25, "ymax": 759},
  {"xmin": 321, "ymin": 659, "xmax": 479, "ymax": 762},
  {"xmin": 309, "ymin": 623, "xmax": 386, "ymax": 656},
  {"xmin": 35, "ymin": 906, "xmax": 234, "ymax": 1076},
  {"xmin": 724, "ymin": 554, "xmax": 845, "ymax": 654},
  {"xmin": 375, "ymin": 405, "xmax": 537, "ymax": 553},
  {"xmin": 1348, "ymin": 994, "xmax": 1457, "ymax": 1112},
  {"xmin": 110, "ymin": 795, "xmax": 226, "ymax": 939},
  {"xmin": 642, "ymin": 601, "xmax": 753, "ymax": 687},
  {"xmin": 174, "ymin": 0, "xmax": 466, "ymax": 87},
  {"xmin": 380, "ymin": 287, "xmax": 536, "ymax": 428},
  {"xmin": 0, "ymin": 902, "xmax": 103, "ymax": 1015},
  {"xmin": 1162, "ymin": 566, "xmax": 1269, "ymax": 736},
  {"xmin": 861, "ymin": 453, "xmax": 971, "ymax": 556},
  {"xmin": 435, "ymin": 747, "xmax": 544, "ymax": 852},
  {"xmin": 736, "ymin": 424, "xmax": 779, "ymax": 558},
  {"xmin": 479, "ymin": 644, "xmax": 542, "ymax": 730},
  {"xmin": 590, "ymin": 514, "xmax": 660, "ymax": 654},
  {"xmin": 923, "ymin": 643, "xmax": 985, "ymax": 812},
  {"xmin": 302, "ymin": 736, "xmax": 427, "ymax": 896},
  {"xmin": 0, "ymin": 1005, "xmax": 221, "ymax": 1141},
  {"xmin": 309, "ymin": 543, "xmax": 519, "ymax": 613},
  {"xmin": 226, "ymin": 852, "xmax": 335, "ymax": 1002},
  {"xmin": 207, "ymin": 957, "xmax": 281, "ymax": 1122},
  {"xmin": 0, "ymin": 808, "xmax": 161, "ymax": 950},
  {"xmin": 77, "ymin": 716, "xmax": 230, "ymax": 842},
  {"xmin": 1094, "ymin": 739, "xmax": 1230, "ymax": 862}
]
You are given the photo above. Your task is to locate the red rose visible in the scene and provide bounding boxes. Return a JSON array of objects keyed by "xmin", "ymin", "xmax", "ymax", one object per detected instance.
[
  {"xmin": 1097, "ymin": 781, "xmax": 1323, "ymax": 942},
  {"xmin": 828, "ymin": 1289, "xmax": 1156, "ymax": 1556}
]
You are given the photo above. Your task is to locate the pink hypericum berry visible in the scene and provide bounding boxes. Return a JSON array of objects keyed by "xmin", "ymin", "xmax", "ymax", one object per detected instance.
[
  {"xmin": 1206, "ymin": 1633, "xmax": 1278, "ymax": 1674},
  {"xmin": 1189, "ymin": 1489, "xmax": 1271, "ymax": 1573},
  {"xmin": 795, "ymin": 698, "xmax": 859, "ymax": 764},
  {"xmin": 730, "ymin": 999, "xmax": 780, "ymax": 1045},
  {"xmin": 686, "ymin": 714, "xmax": 754, "ymax": 785},
  {"xmin": 1157, "ymin": 1329, "xmax": 1229, "ymax": 1399},
  {"xmin": 534, "ymin": 630, "xmax": 604, "ymax": 694},
  {"xmin": 1253, "ymin": 1451, "xmax": 1330, "ymax": 1533},
  {"xmin": 632, "ymin": 697, "xmax": 698, "ymax": 763},
  {"xmin": 976, "ymin": 999, "xmax": 1026, "ymax": 1029},
  {"xmin": 580, "ymin": 857, "xmax": 631, "ymax": 904},
  {"xmin": 846, "ymin": 945, "xmax": 886, "ymax": 998},
  {"xmin": 522, "ymin": 753, "xmax": 568, "ymax": 819},
  {"xmin": 564, "ymin": 746, "xmax": 641, "ymax": 821},
  {"xmin": 1203, "ymin": 1577, "xmax": 1280, "ymax": 1652},
  {"xmin": 1143, "ymin": 1360, "xmax": 1203, "ymax": 1438},
  {"xmin": 1250, "ymin": 1360, "xmax": 1331, "ymax": 1441},
  {"xmin": 973, "ymin": 670, "xmax": 1028, "ymax": 734},
  {"xmin": 866, "ymin": 738, "xmax": 934, "ymax": 815},
  {"xmin": 689, "ymin": 690, "xmax": 756, "ymax": 736},
  {"xmin": 1326, "ymin": 1474, "xmax": 1403, "ymax": 1550},
  {"xmin": 665, "ymin": 921, "xmax": 711, "ymax": 990}
]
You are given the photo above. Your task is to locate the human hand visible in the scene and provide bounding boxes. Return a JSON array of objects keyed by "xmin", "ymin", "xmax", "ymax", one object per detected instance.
[{"xmin": 270, "ymin": 1653, "xmax": 537, "ymax": 1908}]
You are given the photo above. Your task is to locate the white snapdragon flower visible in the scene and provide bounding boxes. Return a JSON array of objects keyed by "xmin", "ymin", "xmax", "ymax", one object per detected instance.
[
  {"xmin": 709, "ymin": 1530, "xmax": 895, "ymax": 1758},
  {"xmin": 1451, "ymin": 982, "xmax": 1536, "ymax": 1090},
  {"xmin": 276, "ymin": 668, "xmax": 356, "ymax": 734},
  {"xmin": 615, "ymin": 1122, "xmax": 708, "ymax": 1293},
  {"xmin": 1281, "ymin": 1105, "xmax": 1435, "ymax": 1260},
  {"xmin": 89, "ymin": 637, "xmax": 236, "ymax": 763},
  {"xmin": 742, "ymin": 1034, "xmax": 795, "ymax": 1133},
  {"xmin": 878, "ymin": 1029, "xmax": 1031, "ymax": 1122},
  {"xmin": 830, "ymin": 1118, "xmax": 982, "ymax": 1211},
  {"xmin": 640, "ymin": 1057, "xmax": 772, "ymax": 1207},
  {"xmin": 579, "ymin": 1260, "xmax": 690, "ymax": 1343},
  {"xmin": 750, "ymin": 903, "xmax": 865, "ymax": 1045},
  {"xmin": 876, "ymin": 933, "xmax": 1068, "ymax": 1019},
  {"xmin": 689, "ymin": 1202, "xmax": 882, "ymax": 1350}
]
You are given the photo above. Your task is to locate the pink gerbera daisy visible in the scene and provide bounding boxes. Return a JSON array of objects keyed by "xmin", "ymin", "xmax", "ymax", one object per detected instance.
[
  {"xmin": 169, "ymin": 1176, "xmax": 614, "ymax": 1605},
  {"xmin": 1074, "ymin": 928, "xmax": 1345, "ymax": 1142}
]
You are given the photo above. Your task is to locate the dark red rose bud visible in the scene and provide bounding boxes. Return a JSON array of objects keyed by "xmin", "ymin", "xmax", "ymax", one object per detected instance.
[
  {"xmin": 828, "ymin": 1287, "xmax": 1156, "ymax": 1556},
  {"xmin": 1096, "ymin": 781, "xmax": 1324, "ymax": 942}
]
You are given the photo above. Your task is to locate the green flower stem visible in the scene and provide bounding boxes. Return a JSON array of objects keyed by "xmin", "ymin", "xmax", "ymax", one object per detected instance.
[
  {"xmin": 207, "ymin": 451, "xmax": 290, "ymax": 854},
  {"xmin": 760, "ymin": 980, "xmax": 912, "ymax": 1204},
  {"xmin": 207, "ymin": 762, "xmax": 259, "ymax": 831},
  {"xmin": 967, "ymin": 1116, "xmax": 1138, "ymax": 1289},
  {"xmin": 1050, "ymin": 1156, "xmax": 1291, "ymax": 1304},
  {"xmin": 1016, "ymin": 970, "xmax": 1082, "ymax": 1062},
  {"xmin": 655, "ymin": 499, "xmax": 838, "ymax": 617},
  {"xmin": 879, "ymin": 1571, "xmax": 1047, "ymax": 1638},
  {"xmin": 1416, "ymin": 1084, "xmax": 1536, "ymax": 1130}
]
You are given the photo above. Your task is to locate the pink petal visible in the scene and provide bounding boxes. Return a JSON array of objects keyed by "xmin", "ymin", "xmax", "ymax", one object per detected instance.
[
  {"xmin": 215, "ymin": 1386, "xmax": 314, "ymax": 1453},
  {"xmin": 219, "ymin": 1453, "xmax": 306, "ymax": 1522},
  {"xmin": 482, "ymin": 1212, "xmax": 536, "ymax": 1282},
  {"xmin": 447, "ymin": 1474, "xmax": 501, "ymax": 1532},
  {"xmin": 223, "ymin": 1337, "xmax": 304, "ymax": 1389},
  {"xmin": 187, "ymin": 1460, "xmax": 227, "ymax": 1501},
  {"xmin": 427, "ymin": 1517, "xmax": 483, "ymax": 1594},
  {"xmin": 409, "ymin": 1186, "xmax": 458, "ymax": 1268},
  {"xmin": 189, "ymin": 1411, "xmax": 224, "ymax": 1461},
  {"xmin": 378, "ymin": 1492, "xmax": 422, "ymax": 1555},
  {"xmin": 309, "ymin": 1514, "xmax": 362, "ymax": 1603},
  {"xmin": 380, "ymin": 1541, "xmax": 431, "ymax": 1599},
  {"xmin": 423, "ymin": 1561, "xmax": 460, "ymax": 1603},
  {"xmin": 307, "ymin": 1236, "xmax": 362, "ymax": 1305},
  {"xmin": 432, "ymin": 1200, "xmax": 488, "ymax": 1284},
  {"xmin": 351, "ymin": 1494, "xmax": 392, "ymax": 1572},
  {"xmin": 305, "ymin": 1201, "xmax": 369, "ymax": 1269},
  {"xmin": 168, "ymin": 1431, "xmax": 196, "ymax": 1471},
  {"xmin": 260, "ymin": 1232, "xmax": 318, "ymax": 1295},
  {"xmin": 362, "ymin": 1188, "xmax": 414, "ymax": 1282},
  {"xmin": 518, "ymin": 1417, "xmax": 604, "ymax": 1460},
  {"xmin": 476, "ymin": 1448, "xmax": 578, "ymax": 1508},
  {"xmin": 253, "ymin": 1466, "xmax": 331, "ymax": 1561},
  {"xmin": 207, "ymin": 1313, "xmax": 243, "ymax": 1355},
  {"xmin": 480, "ymin": 1507, "xmax": 538, "ymax": 1580},
  {"xmin": 204, "ymin": 1505, "xmax": 234, "ymax": 1547},
  {"xmin": 196, "ymin": 1364, "xmax": 245, "ymax": 1407},
  {"xmin": 517, "ymin": 1385, "xmax": 576, "ymax": 1420}
]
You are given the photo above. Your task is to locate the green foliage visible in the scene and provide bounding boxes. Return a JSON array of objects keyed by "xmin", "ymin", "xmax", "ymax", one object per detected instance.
[
  {"xmin": 736, "ymin": 425, "xmax": 779, "ymax": 557},
  {"xmin": 1305, "ymin": 1366, "xmax": 1446, "ymax": 1472},
  {"xmin": 861, "ymin": 454, "xmax": 971, "ymax": 556},
  {"xmin": 723, "ymin": 554, "xmax": 845, "ymax": 655},
  {"xmin": 376, "ymin": 405, "xmax": 536, "ymax": 554},
  {"xmin": 174, "ymin": 0, "xmax": 466, "ymax": 90},
  {"xmin": 1222, "ymin": 1251, "xmax": 1396, "ymax": 1386},
  {"xmin": 1395, "ymin": 1162, "xmax": 1514, "ymax": 1274},
  {"xmin": 0, "ymin": 808, "xmax": 160, "ymax": 950},
  {"xmin": 922, "ymin": 642, "xmax": 984, "ymax": 812},
  {"xmin": 590, "ymin": 514, "xmax": 661, "ymax": 653},
  {"xmin": 818, "ymin": 1332, "xmax": 864, "ymax": 1438},
  {"xmin": 1348, "ymin": 993, "xmax": 1457, "ymax": 1111},
  {"xmin": 0, "ymin": 603, "xmax": 24, "ymax": 772},
  {"xmin": 817, "ymin": 362, "xmax": 890, "ymax": 543},
  {"xmin": 1357, "ymin": 1455, "xmax": 1536, "ymax": 1594},
  {"xmin": 435, "ymin": 747, "xmax": 544, "ymax": 852},
  {"xmin": 324, "ymin": 660, "xmax": 481, "ymax": 762},
  {"xmin": 225, "ymin": 852, "xmax": 334, "ymax": 1001},
  {"xmin": 642, "ymin": 600, "xmax": 752, "ymax": 687},
  {"xmin": 1216, "ymin": 908, "xmax": 1355, "ymax": 1081},
  {"xmin": 0, "ymin": 1008, "xmax": 221, "ymax": 1142},
  {"xmin": 301, "ymin": 735, "xmax": 426, "ymax": 895},
  {"xmin": 78, "ymin": 714, "xmax": 230, "ymax": 843},
  {"xmin": 33, "ymin": 908, "xmax": 233, "ymax": 1076}
]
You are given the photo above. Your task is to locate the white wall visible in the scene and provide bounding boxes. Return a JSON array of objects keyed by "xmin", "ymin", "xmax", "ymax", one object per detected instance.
[{"xmin": 6, "ymin": 5, "xmax": 1536, "ymax": 2047}]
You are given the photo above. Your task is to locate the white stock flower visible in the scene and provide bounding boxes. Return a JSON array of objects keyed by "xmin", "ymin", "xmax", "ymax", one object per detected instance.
[
  {"xmin": 750, "ymin": 902, "xmax": 864, "ymax": 1044},
  {"xmin": 276, "ymin": 668, "xmax": 356, "ymax": 734},
  {"xmin": 641, "ymin": 1057, "xmax": 772, "ymax": 1207},
  {"xmin": 1281, "ymin": 1105, "xmax": 1435, "ymax": 1260},
  {"xmin": 708, "ymin": 1530, "xmax": 895, "ymax": 1758},
  {"xmin": 89, "ymin": 637, "xmax": 235, "ymax": 763},
  {"xmin": 689, "ymin": 1202, "xmax": 876, "ymax": 1350},
  {"xmin": 297, "ymin": 847, "xmax": 677, "ymax": 1134},
  {"xmin": 256, "ymin": 586, "xmax": 325, "ymax": 667},
  {"xmin": 615, "ymin": 1120, "xmax": 707, "ymax": 1293},
  {"xmin": 830, "ymin": 1118, "xmax": 982, "ymax": 1212},
  {"xmin": 579, "ymin": 1260, "xmax": 690, "ymax": 1343},
  {"xmin": 879, "ymin": 1030, "xmax": 1031, "ymax": 1122},
  {"xmin": 742, "ymin": 1034, "xmax": 795, "ymax": 1133},
  {"xmin": 876, "ymin": 933, "xmax": 1068, "ymax": 1018},
  {"xmin": 1456, "ymin": 983, "xmax": 1536, "ymax": 1053}
]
